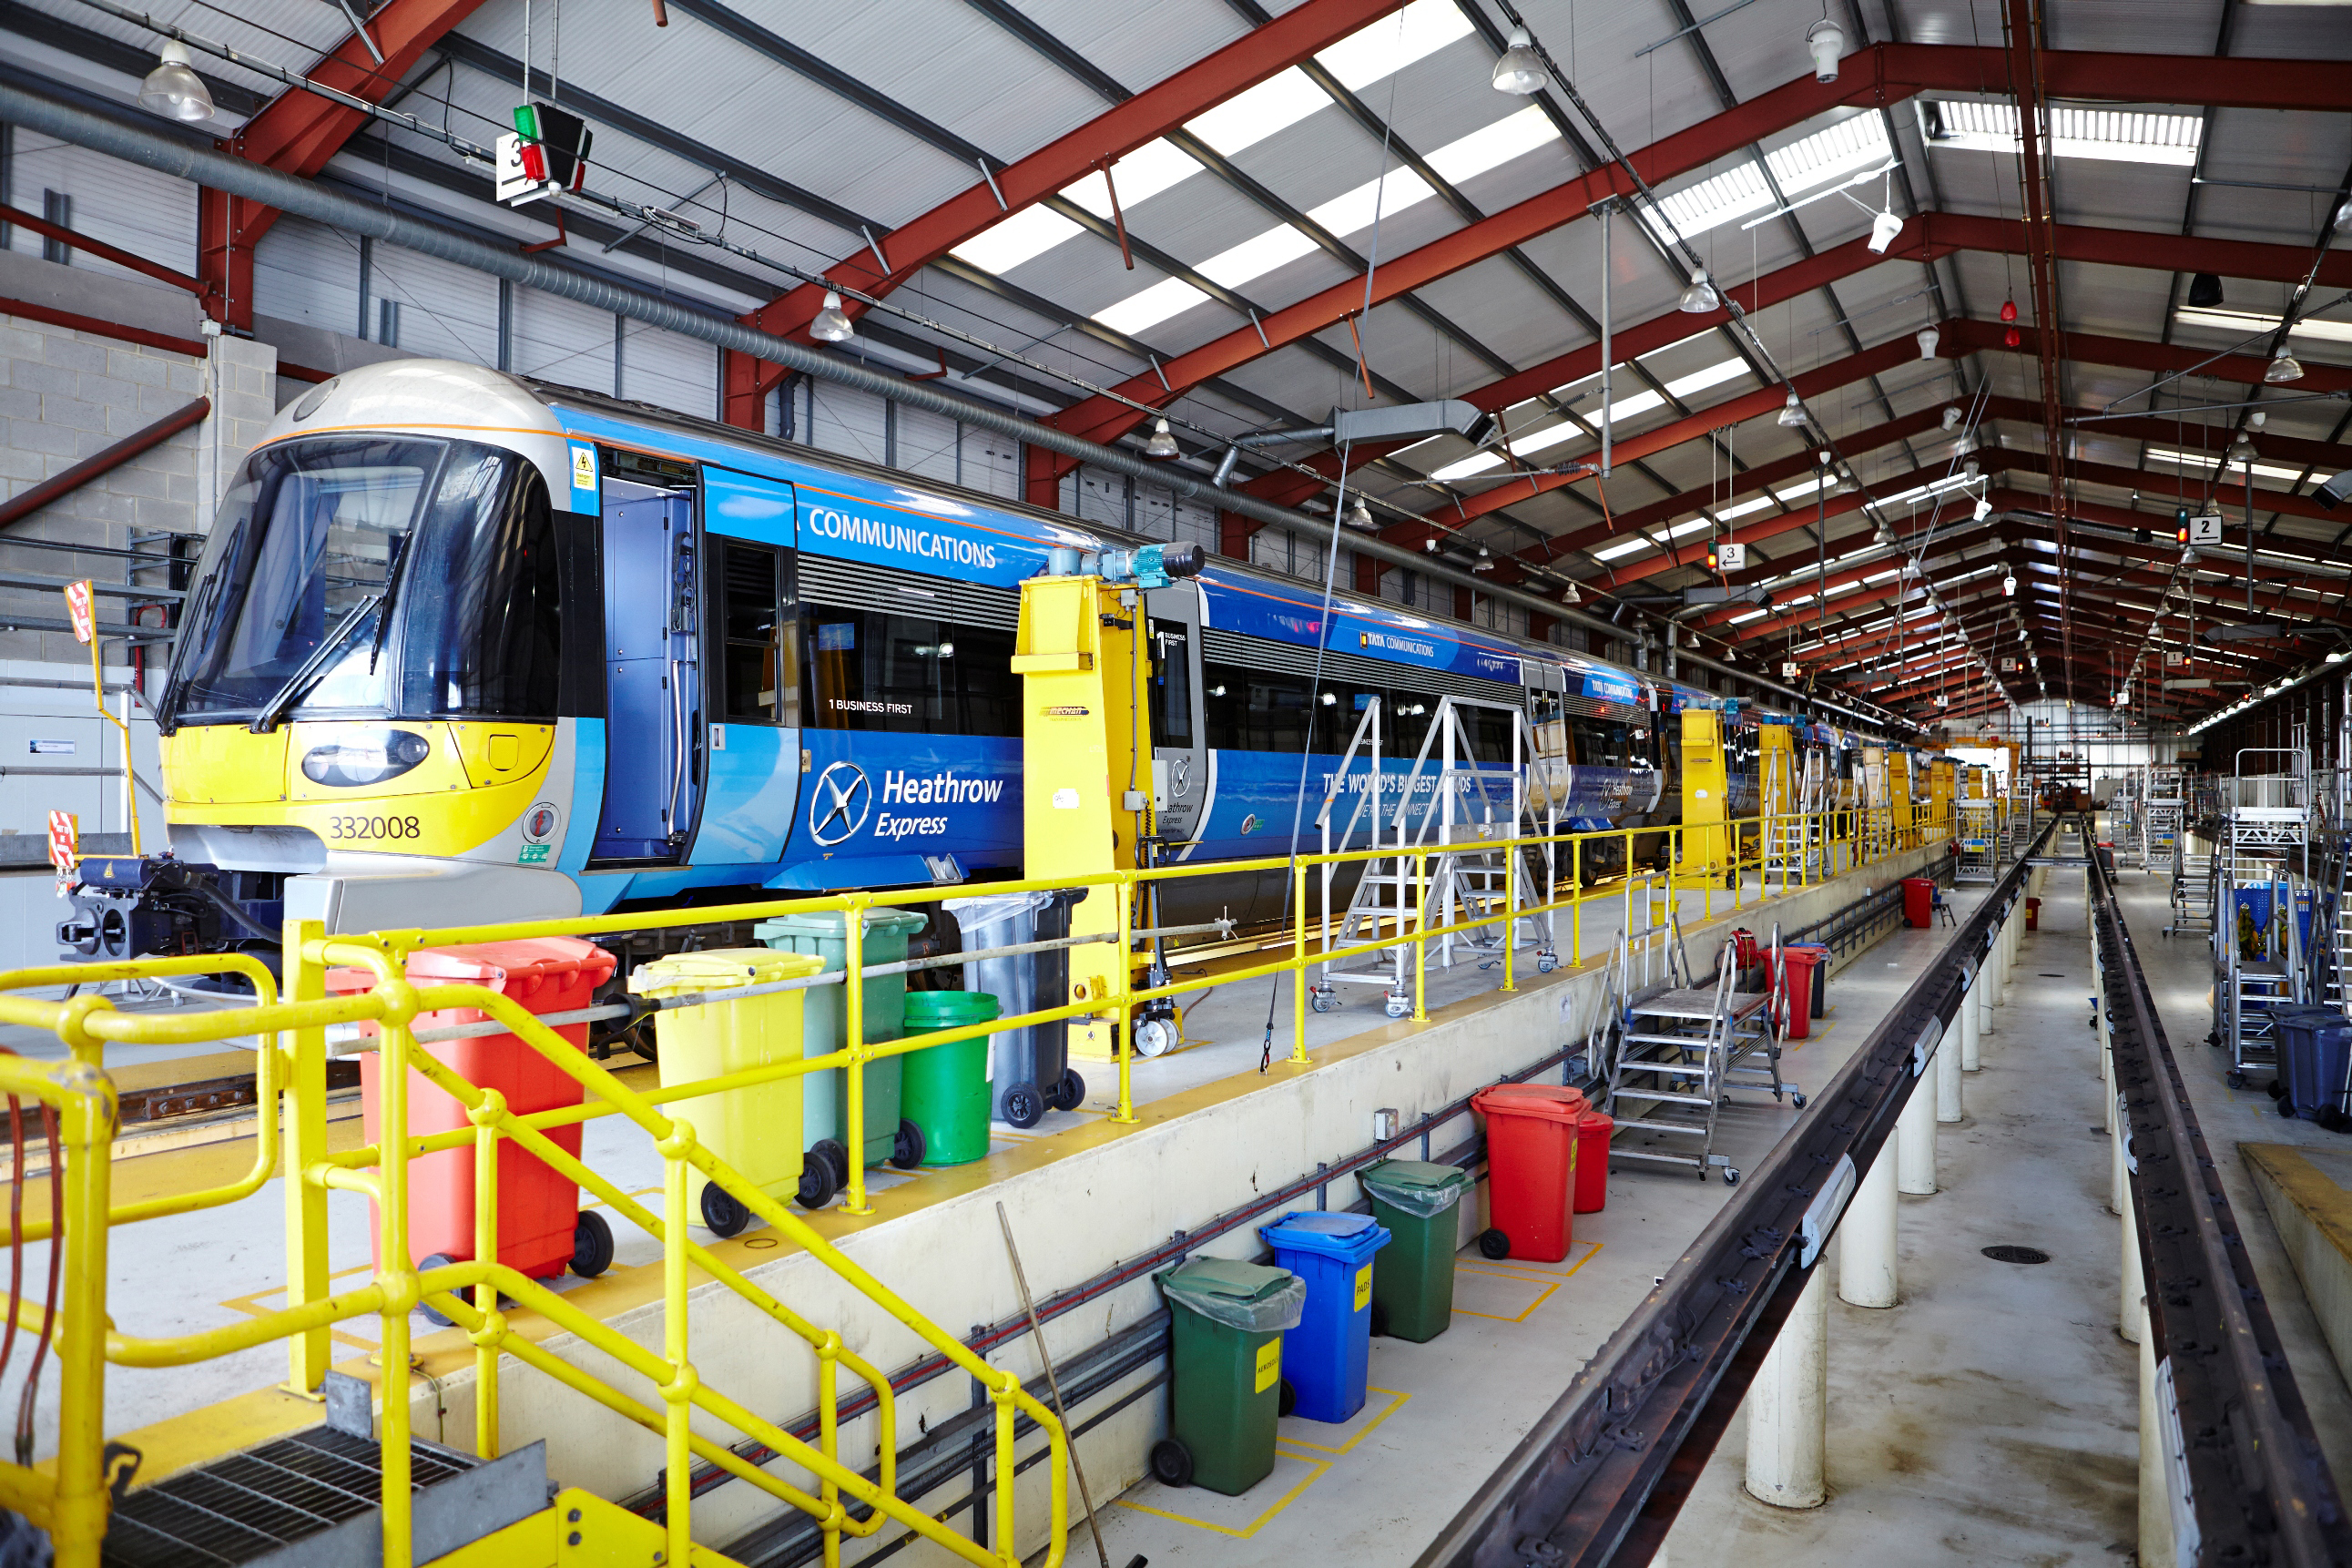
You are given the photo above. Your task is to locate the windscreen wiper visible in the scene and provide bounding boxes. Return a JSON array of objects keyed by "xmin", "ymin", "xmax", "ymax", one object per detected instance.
[{"xmin": 247, "ymin": 594, "xmax": 382, "ymax": 735}]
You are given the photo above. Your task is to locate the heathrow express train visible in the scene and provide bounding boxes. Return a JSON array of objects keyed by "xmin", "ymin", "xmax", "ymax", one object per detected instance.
[{"xmin": 59, "ymin": 360, "xmax": 1893, "ymax": 970}]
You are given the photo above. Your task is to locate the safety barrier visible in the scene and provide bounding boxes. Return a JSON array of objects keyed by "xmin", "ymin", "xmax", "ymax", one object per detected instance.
[{"xmin": 0, "ymin": 799, "xmax": 1952, "ymax": 1566}]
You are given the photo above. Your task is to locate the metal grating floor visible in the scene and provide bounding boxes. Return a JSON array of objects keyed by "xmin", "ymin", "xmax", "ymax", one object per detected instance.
[{"xmin": 101, "ymin": 1427, "xmax": 478, "ymax": 1567}]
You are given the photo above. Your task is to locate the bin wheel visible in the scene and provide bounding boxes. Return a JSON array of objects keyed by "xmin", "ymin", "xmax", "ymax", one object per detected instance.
[
  {"xmin": 796, "ymin": 1147, "xmax": 841, "ymax": 1210},
  {"xmin": 417, "ymin": 1254, "xmax": 457, "ymax": 1328},
  {"xmin": 2280, "ymin": 1096, "xmax": 2299, "ymax": 1120},
  {"xmin": 1279, "ymin": 1379, "xmax": 1300, "ymax": 1419},
  {"xmin": 891, "ymin": 1118, "xmax": 927, "ymax": 1171},
  {"xmin": 2267, "ymin": 1079, "xmax": 2289, "ymax": 1099},
  {"xmin": 1477, "ymin": 1228, "xmax": 1511, "ymax": 1260},
  {"xmin": 1050, "ymin": 1068, "xmax": 1085, "ymax": 1112},
  {"xmin": 700, "ymin": 1183, "xmax": 750, "ymax": 1238},
  {"xmin": 1369, "ymin": 1301, "xmax": 1390, "ymax": 1338},
  {"xmin": 1003, "ymin": 1082, "xmax": 1045, "ymax": 1130},
  {"xmin": 571, "ymin": 1211, "xmax": 615, "ymax": 1279},
  {"xmin": 1149, "ymin": 1439, "xmax": 1194, "ymax": 1489},
  {"xmin": 630, "ymin": 1025, "xmax": 658, "ymax": 1065}
]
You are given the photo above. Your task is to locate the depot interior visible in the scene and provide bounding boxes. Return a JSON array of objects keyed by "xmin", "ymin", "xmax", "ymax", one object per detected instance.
[{"xmin": 1, "ymin": 0, "xmax": 2351, "ymax": 1564}]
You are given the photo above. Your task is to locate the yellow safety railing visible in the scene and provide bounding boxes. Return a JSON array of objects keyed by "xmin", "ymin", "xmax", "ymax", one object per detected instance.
[{"xmin": 0, "ymin": 797, "xmax": 1954, "ymax": 1568}]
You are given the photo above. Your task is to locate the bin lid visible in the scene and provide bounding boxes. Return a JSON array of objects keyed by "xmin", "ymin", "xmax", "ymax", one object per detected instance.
[
  {"xmin": 1359, "ymin": 1160, "xmax": 1470, "ymax": 1218},
  {"xmin": 903, "ymin": 990, "xmax": 1003, "ymax": 1028},
  {"xmin": 1259, "ymin": 1210, "xmax": 1390, "ymax": 1260},
  {"xmin": 408, "ymin": 937, "xmax": 617, "ymax": 989},
  {"xmin": 1778, "ymin": 945, "xmax": 1825, "ymax": 967},
  {"xmin": 753, "ymin": 909, "xmax": 928, "ymax": 942},
  {"xmin": 942, "ymin": 891, "xmax": 1054, "ymax": 922},
  {"xmin": 629, "ymin": 947, "xmax": 824, "ymax": 999},
  {"xmin": 1471, "ymin": 1083, "xmax": 1587, "ymax": 1125},
  {"xmin": 1160, "ymin": 1258, "xmax": 1305, "ymax": 1333}
]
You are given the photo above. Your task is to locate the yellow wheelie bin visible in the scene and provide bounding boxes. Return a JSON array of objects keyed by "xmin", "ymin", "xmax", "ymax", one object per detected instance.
[{"xmin": 630, "ymin": 947, "xmax": 826, "ymax": 1237}]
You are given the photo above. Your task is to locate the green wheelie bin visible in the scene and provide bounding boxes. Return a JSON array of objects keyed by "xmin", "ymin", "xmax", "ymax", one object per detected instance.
[
  {"xmin": 754, "ymin": 909, "xmax": 928, "ymax": 1196},
  {"xmin": 1151, "ymin": 1258, "xmax": 1306, "ymax": 1496},
  {"xmin": 899, "ymin": 991, "xmax": 1000, "ymax": 1166},
  {"xmin": 1359, "ymin": 1159, "xmax": 1472, "ymax": 1342}
]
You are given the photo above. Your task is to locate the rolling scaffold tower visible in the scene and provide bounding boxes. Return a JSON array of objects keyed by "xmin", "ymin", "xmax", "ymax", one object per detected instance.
[
  {"xmin": 1956, "ymin": 764, "xmax": 1999, "ymax": 884},
  {"xmin": 2215, "ymin": 748, "xmax": 2312, "ymax": 1087},
  {"xmin": 1314, "ymin": 695, "xmax": 1560, "ymax": 1018},
  {"xmin": 2143, "ymin": 764, "xmax": 2186, "ymax": 874}
]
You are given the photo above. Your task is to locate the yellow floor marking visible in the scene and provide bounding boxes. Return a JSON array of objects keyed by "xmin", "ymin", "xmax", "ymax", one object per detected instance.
[
  {"xmin": 221, "ymin": 1264, "xmax": 379, "ymax": 1352},
  {"xmin": 1456, "ymin": 1237, "xmax": 1604, "ymax": 1283},
  {"xmin": 1451, "ymin": 1269, "xmax": 1562, "ymax": 1323},
  {"xmin": 1115, "ymin": 1452, "xmax": 1329, "ymax": 1539},
  {"xmin": 1276, "ymin": 1385, "xmax": 1410, "ymax": 1455}
]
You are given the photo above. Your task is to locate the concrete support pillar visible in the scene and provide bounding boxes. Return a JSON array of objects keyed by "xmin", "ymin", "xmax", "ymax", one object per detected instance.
[
  {"xmin": 1960, "ymin": 974, "xmax": 1982, "ymax": 1071},
  {"xmin": 1897, "ymin": 1069, "xmax": 1938, "ymax": 1195},
  {"xmin": 2137, "ymin": 1292, "xmax": 2173, "ymax": 1566},
  {"xmin": 2121, "ymin": 1176, "xmax": 2144, "ymax": 1345},
  {"xmin": 1744, "ymin": 1266, "xmax": 1828, "ymax": 1510},
  {"xmin": 1975, "ymin": 956, "xmax": 1996, "ymax": 1038},
  {"xmin": 1838, "ymin": 1145, "xmax": 1899, "ymax": 1308},
  {"xmin": 1935, "ymin": 1018, "xmax": 1963, "ymax": 1124}
]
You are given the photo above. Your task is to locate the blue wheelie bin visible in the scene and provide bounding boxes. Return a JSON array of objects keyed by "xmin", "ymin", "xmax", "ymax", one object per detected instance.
[{"xmin": 1258, "ymin": 1211, "xmax": 1390, "ymax": 1423}]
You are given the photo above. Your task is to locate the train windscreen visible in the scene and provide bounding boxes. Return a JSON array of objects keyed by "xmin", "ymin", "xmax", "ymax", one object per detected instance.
[{"xmin": 162, "ymin": 437, "xmax": 558, "ymax": 727}]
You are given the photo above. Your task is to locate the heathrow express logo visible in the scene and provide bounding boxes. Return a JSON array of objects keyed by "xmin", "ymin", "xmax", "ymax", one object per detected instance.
[{"xmin": 809, "ymin": 761, "xmax": 872, "ymax": 847}]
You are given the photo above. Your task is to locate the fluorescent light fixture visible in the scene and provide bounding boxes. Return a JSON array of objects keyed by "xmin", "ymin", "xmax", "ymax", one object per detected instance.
[{"xmin": 1919, "ymin": 101, "xmax": 2202, "ymax": 166}]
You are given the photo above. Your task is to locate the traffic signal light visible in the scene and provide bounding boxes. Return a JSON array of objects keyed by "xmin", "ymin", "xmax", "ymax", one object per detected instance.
[{"xmin": 513, "ymin": 103, "xmax": 593, "ymax": 190}]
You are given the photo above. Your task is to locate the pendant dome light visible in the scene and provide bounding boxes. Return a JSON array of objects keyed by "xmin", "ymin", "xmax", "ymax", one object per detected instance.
[
  {"xmin": 2265, "ymin": 349, "xmax": 2305, "ymax": 384},
  {"xmin": 1915, "ymin": 325, "xmax": 1940, "ymax": 360},
  {"xmin": 1145, "ymin": 417, "xmax": 1180, "ymax": 459},
  {"xmin": 1492, "ymin": 27, "xmax": 1549, "ymax": 95},
  {"xmin": 1777, "ymin": 389, "xmax": 1807, "ymax": 428},
  {"xmin": 809, "ymin": 290, "xmax": 856, "ymax": 342},
  {"xmin": 1677, "ymin": 271, "xmax": 1721, "ymax": 313},
  {"xmin": 138, "ymin": 41, "xmax": 215, "ymax": 122}
]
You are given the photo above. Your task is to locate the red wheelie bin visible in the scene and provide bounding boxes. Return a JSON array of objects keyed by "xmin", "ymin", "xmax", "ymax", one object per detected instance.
[
  {"xmin": 1902, "ymin": 877, "xmax": 1936, "ymax": 928},
  {"xmin": 358, "ymin": 937, "xmax": 619, "ymax": 1290},
  {"xmin": 1471, "ymin": 1083, "xmax": 1586, "ymax": 1262}
]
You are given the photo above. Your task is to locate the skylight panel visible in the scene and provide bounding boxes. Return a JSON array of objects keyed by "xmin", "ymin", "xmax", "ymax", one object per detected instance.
[
  {"xmin": 952, "ymin": 205, "xmax": 1083, "ymax": 275},
  {"xmin": 1729, "ymin": 609, "xmax": 1767, "ymax": 623},
  {"xmin": 1064, "ymin": 140, "xmax": 1205, "ymax": 219},
  {"xmin": 1775, "ymin": 474, "xmax": 1832, "ymax": 503},
  {"xmin": 1426, "ymin": 106, "xmax": 1558, "ymax": 187},
  {"xmin": 1593, "ymin": 537, "xmax": 1652, "ymax": 561},
  {"xmin": 1919, "ymin": 101, "xmax": 2202, "ymax": 167},
  {"xmin": 1186, "ymin": 67, "xmax": 1329, "ymax": 156},
  {"xmin": 1663, "ymin": 358, "xmax": 1747, "ymax": 400},
  {"xmin": 1430, "ymin": 451, "xmax": 1506, "ymax": 483},
  {"xmin": 1197, "ymin": 225, "xmax": 1320, "ymax": 288},
  {"xmin": 1316, "ymin": 0, "xmax": 1474, "ymax": 90},
  {"xmin": 1095, "ymin": 277, "xmax": 1208, "ymax": 336},
  {"xmin": 2175, "ymin": 307, "xmax": 2352, "ymax": 345},
  {"xmin": 1635, "ymin": 115, "xmax": 1890, "ymax": 244},
  {"xmin": 1308, "ymin": 167, "xmax": 1439, "ymax": 237},
  {"xmin": 1715, "ymin": 494, "xmax": 1777, "ymax": 522}
]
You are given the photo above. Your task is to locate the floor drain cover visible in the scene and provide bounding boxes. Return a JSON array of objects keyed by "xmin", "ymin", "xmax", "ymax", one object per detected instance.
[{"xmin": 1981, "ymin": 1245, "xmax": 2051, "ymax": 1266}]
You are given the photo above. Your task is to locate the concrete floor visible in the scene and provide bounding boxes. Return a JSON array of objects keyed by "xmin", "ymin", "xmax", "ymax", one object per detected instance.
[{"xmin": 1091, "ymin": 883, "xmax": 2003, "ymax": 1567}]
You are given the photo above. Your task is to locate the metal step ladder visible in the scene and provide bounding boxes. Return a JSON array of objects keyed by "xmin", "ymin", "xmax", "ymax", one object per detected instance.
[
  {"xmin": 1316, "ymin": 696, "xmax": 1558, "ymax": 1014},
  {"xmin": 2215, "ymin": 748, "xmax": 2312, "ymax": 1086},
  {"xmin": 1602, "ymin": 922, "xmax": 1798, "ymax": 1186}
]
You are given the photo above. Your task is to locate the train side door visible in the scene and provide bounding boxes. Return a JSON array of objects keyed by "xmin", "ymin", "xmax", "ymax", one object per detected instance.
[
  {"xmin": 593, "ymin": 474, "xmax": 701, "ymax": 861},
  {"xmin": 694, "ymin": 469, "xmax": 799, "ymax": 866},
  {"xmin": 1145, "ymin": 584, "xmax": 1208, "ymax": 848}
]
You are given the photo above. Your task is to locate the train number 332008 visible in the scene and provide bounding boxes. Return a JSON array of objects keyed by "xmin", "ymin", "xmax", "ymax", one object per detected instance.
[{"xmin": 326, "ymin": 815, "xmax": 424, "ymax": 840}]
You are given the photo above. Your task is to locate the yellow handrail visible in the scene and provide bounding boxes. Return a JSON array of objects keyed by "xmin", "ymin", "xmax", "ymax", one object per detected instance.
[{"xmin": 0, "ymin": 799, "xmax": 1961, "ymax": 1568}]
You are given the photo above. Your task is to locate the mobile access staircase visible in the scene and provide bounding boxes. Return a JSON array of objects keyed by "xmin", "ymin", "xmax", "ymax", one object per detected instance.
[
  {"xmin": 1314, "ymin": 696, "xmax": 1560, "ymax": 1015},
  {"xmin": 2215, "ymin": 748, "xmax": 2313, "ymax": 1086},
  {"xmin": 1594, "ymin": 921, "xmax": 1800, "ymax": 1186},
  {"xmin": 1955, "ymin": 799, "xmax": 2000, "ymax": 884}
]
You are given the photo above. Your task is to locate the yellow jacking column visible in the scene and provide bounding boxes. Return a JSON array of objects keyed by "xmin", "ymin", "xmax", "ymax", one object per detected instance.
[
  {"xmin": 1680, "ymin": 707, "xmax": 1732, "ymax": 886},
  {"xmin": 1928, "ymin": 758, "xmax": 1955, "ymax": 840},
  {"xmin": 1888, "ymin": 749, "xmax": 1915, "ymax": 849},
  {"xmin": 1010, "ymin": 543, "xmax": 1201, "ymax": 1062}
]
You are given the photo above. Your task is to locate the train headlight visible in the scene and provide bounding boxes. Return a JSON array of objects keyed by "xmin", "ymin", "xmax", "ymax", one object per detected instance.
[{"xmin": 302, "ymin": 729, "xmax": 431, "ymax": 788}]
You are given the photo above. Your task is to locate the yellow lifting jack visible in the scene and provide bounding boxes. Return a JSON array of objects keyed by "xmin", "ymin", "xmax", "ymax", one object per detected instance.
[
  {"xmin": 1678, "ymin": 703, "xmax": 1735, "ymax": 888},
  {"xmin": 1010, "ymin": 542, "xmax": 1203, "ymax": 1066}
]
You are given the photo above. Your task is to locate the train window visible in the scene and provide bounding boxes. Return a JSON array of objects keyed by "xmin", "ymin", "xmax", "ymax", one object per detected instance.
[
  {"xmin": 804, "ymin": 608, "xmax": 1017, "ymax": 737},
  {"xmin": 1202, "ymin": 661, "xmax": 1313, "ymax": 751},
  {"xmin": 715, "ymin": 540, "xmax": 797, "ymax": 726},
  {"xmin": 1386, "ymin": 691, "xmax": 1436, "ymax": 759},
  {"xmin": 1149, "ymin": 620, "xmax": 1194, "ymax": 748}
]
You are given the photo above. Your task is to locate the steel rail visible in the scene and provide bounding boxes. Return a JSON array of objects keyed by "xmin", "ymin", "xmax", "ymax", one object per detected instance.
[
  {"xmin": 1413, "ymin": 820, "xmax": 2049, "ymax": 1568},
  {"xmin": 2088, "ymin": 822, "xmax": 2352, "ymax": 1563}
]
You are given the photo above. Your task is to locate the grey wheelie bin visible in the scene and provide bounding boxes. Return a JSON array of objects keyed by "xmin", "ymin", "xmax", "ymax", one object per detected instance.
[{"xmin": 944, "ymin": 888, "xmax": 1087, "ymax": 1128}]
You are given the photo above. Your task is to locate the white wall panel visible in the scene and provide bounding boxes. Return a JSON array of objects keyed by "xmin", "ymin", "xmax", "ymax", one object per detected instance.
[
  {"xmin": 617, "ymin": 324, "xmax": 715, "ymax": 420},
  {"xmin": 367, "ymin": 246, "xmax": 497, "ymax": 363},
  {"xmin": 4, "ymin": 138, "xmax": 198, "ymax": 288},
  {"xmin": 511, "ymin": 286, "xmax": 616, "ymax": 394},
  {"xmin": 810, "ymin": 381, "xmax": 889, "ymax": 464},
  {"xmin": 893, "ymin": 402, "xmax": 960, "ymax": 485},
  {"xmin": 961, "ymin": 427, "xmax": 1022, "ymax": 499},
  {"xmin": 252, "ymin": 217, "xmax": 363, "ymax": 339}
]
